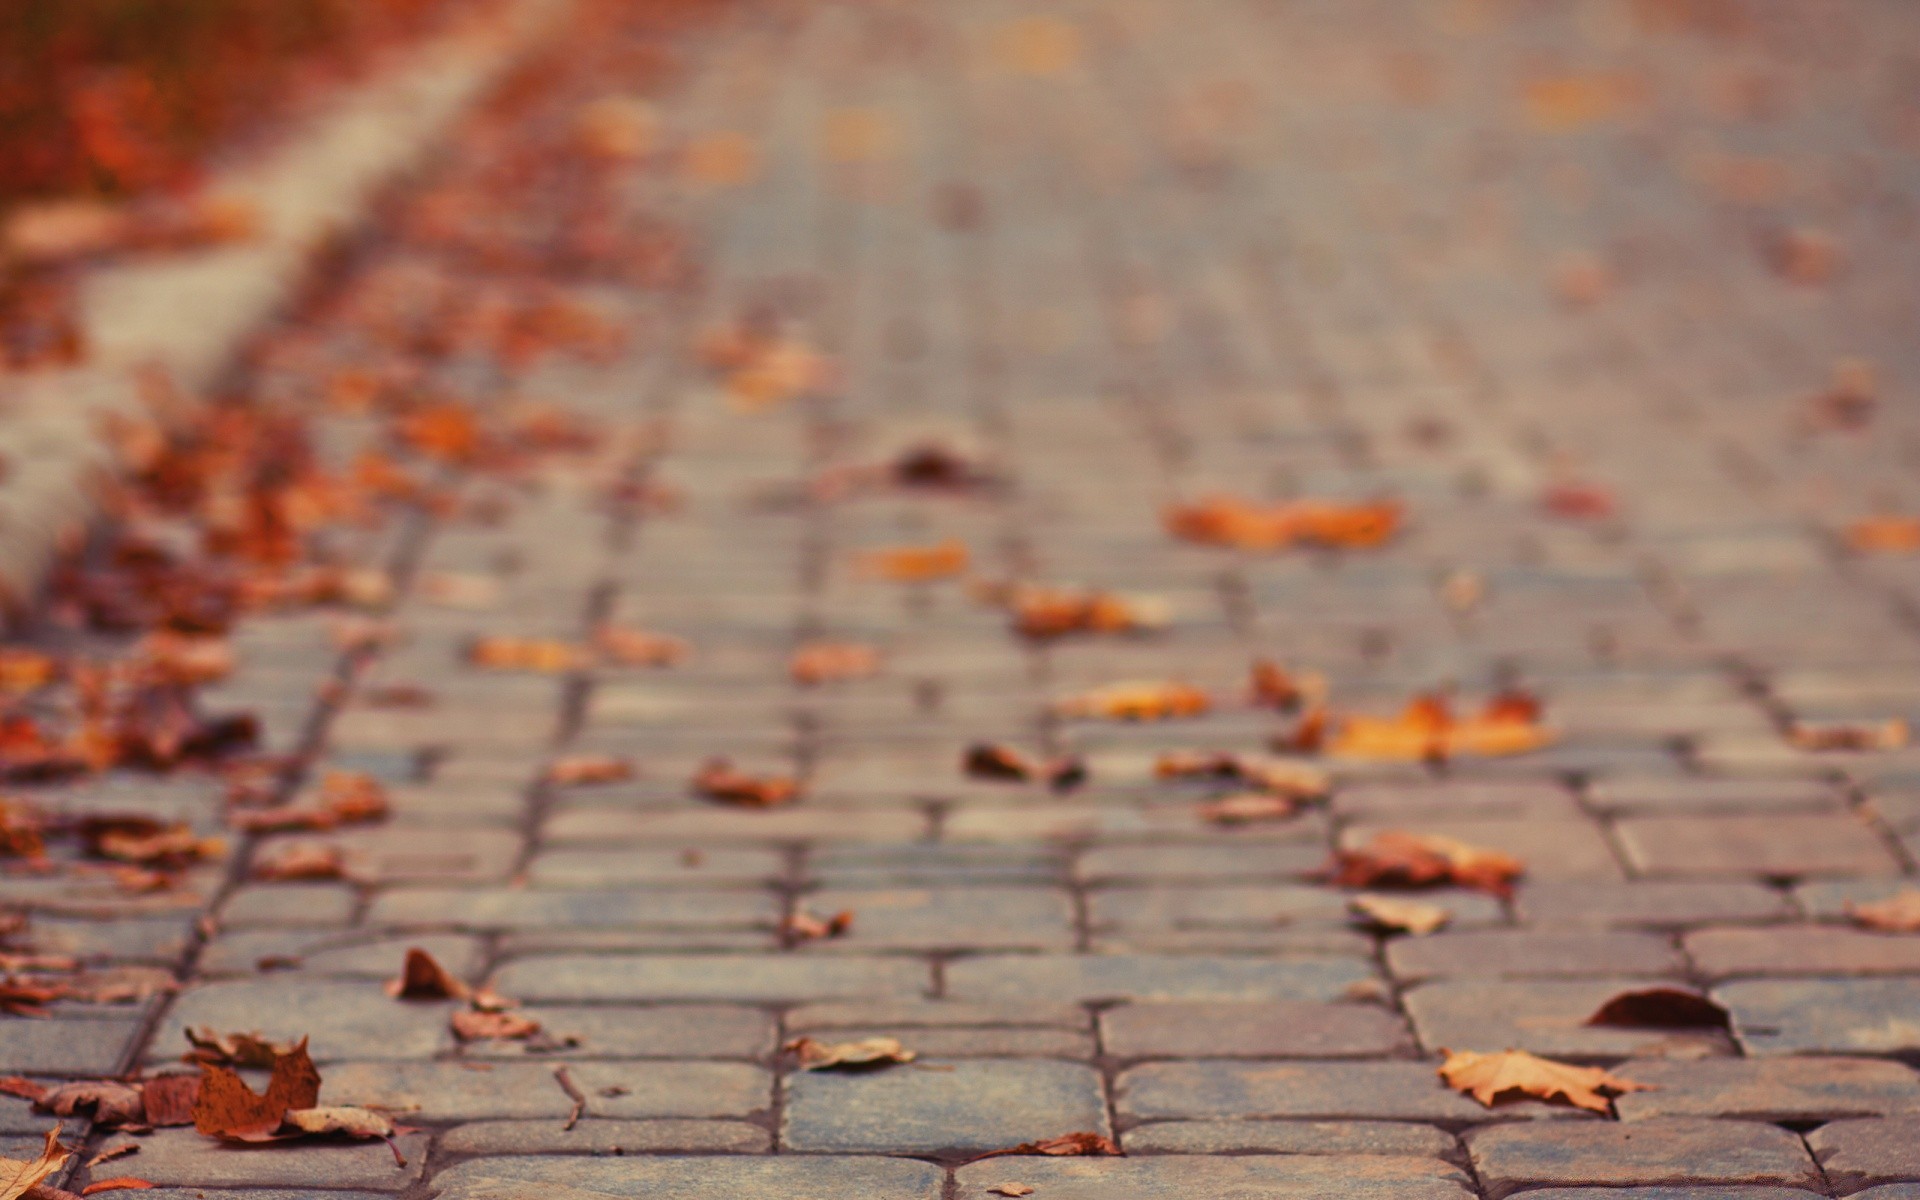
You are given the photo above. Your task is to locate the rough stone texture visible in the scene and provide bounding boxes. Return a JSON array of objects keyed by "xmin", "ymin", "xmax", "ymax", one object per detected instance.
[
  {"xmin": 1385, "ymin": 929, "xmax": 1683, "ymax": 981},
  {"xmin": 1614, "ymin": 816, "xmax": 1901, "ymax": 879},
  {"xmin": 154, "ymin": 979, "xmax": 453, "ymax": 1062},
  {"xmin": 79, "ymin": 1128, "xmax": 428, "ymax": 1191},
  {"xmin": 436, "ymin": 1119, "xmax": 772, "ymax": 1155},
  {"xmin": 1466, "ymin": 1119, "xmax": 1822, "ymax": 1199},
  {"xmin": 1615, "ymin": 1058, "xmax": 1920, "ymax": 1122},
  {"xmin": 490, "ymin": 955, "xmax": 930, "ymax": 1002},
  {"xmin": 1100, "ymin": 1001, "xmax": 1412, "ymax": 1058},
  {"xmin": 1117, "ymin": 1060, "xmax": 1587, "ymax": 1122},
  {"xmin": 1124, "ymin": 1119, "xmax": 1456, "ymax": 1157},
  {"xmin": 1685, "ymin": 926, "xmax": 1920, "ymax": 978},
  {"xmin": 782, "ymin": 1059, "xmax": 1106, "ymax": 1153},
  {"xmin": 319, "ymin": 1060, "xmax": 769, "ymax": 1121},
  {"xmin": 1807, "ymin": 1118, "xmax": 1920, "ymax": 1193},
  {"xmin": 433, "ymin": 1156, "xmax": 945, "ymax": 1199},
  {"xmin": 1717, "ymin": 979, "xmax": 1920, "ymax": 1056},
  {"xmin": 945, "ymin": 954, "xmax": 1374, "ymax": 1003}
]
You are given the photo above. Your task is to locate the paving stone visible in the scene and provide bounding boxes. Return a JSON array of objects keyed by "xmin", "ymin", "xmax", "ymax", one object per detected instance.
[
  {"xmin": 320, "ymin": 1060, "xmax": 767, "ymax": 1120},
  {"xmin": 199, "ymin": 930, "xmax": 484, "ymax": 979},
  {"xmin": 1335, "ymin": 780, "xmax": 1578, "ymax": 819},
  {"xmin": 783, "ymin": 1059, "xmax": 1105, "ymax": 1153},
  {"xmin": 1852, "ymin": 1188, "xmax": 1920, "ymax": 1200},
  {"xmin": 808, "ymin": 844, "xmax": 1065, "ymax": 886},
  {"xmin": 1088, "ymin": 884, "xmax": 1350, "ymax": 931},
  {"xmin": 1797, "ymin": 879, "xmax": 1920, "ymax": 920},
  {"xmin": 528, "ymin": 848, "xmax": 785, "ymax": 887},
  {"xmin": 83, "ymin": 1193, "xmax": 392, "ymax": 1200},
  {"xmin": 1386, "ymin": 929, "xmax": 1683, "ymax": 982},
  {"xmin": 945, "ymin": 954, "xmax": 1375, "ymax": 1003},
  {"xmin": 432, "ymin": 1156, "xmax": 945, "ymax": 1199},
  {"xmin": 1517, "ymin": 881, "xmax": 1790, "ymax": 928},
  {"xmin": 1615, "ymin": 1058, "xmax": 1920, "ymax": 1122},
  {"xmin": 0, "ymin": 1016, "xmax": 139, "ymax": 1074},
  {"xmin": 155, "ymin": 979, "xmax": 453, "ymax": 1062},
  {"xmin": 1688, "ymin": 926, "xmax": 1920, "ymax": 977},
  {"xmin": 258, "ymin": 826, "xmax": 523, "ymax": 885},
  {"xmin": 491, "ymin": 954, "xmax": 929, "ymax": 1002},
  {"xmin": 457, "ymin": 1004, "xmax": 773, "ymax": 1059},
  {"xmin": 1117, "ymin": 1060, "xmax": 1585, "ymax": 1122},
  {"xmin": 367, "ymin": 887, "xmax": 775, "ymax": 931},
  {"xmin": 786, "ymin": 999, "xmax": 1090, "ymax": 1030},
  {"xmin": 543, "ymin": 807, "xmax": 926, "ymax": 844},
  {"xmin": 1340, "ymin": 818, "xmax": 1626, "ymax": 879},
  {"xmin": 1123, "ymin": 1118, "xmax": 1456, "ymax": 1156},
  {"xmin": 1807, "ymin": 1117, "xmax": 1920, "ymax": 1192},
  {"xmin": 25, "ymin": 915, "xmax": 194, "ymax": 962},
  {"xmin": 1100, "ymin": 1001, "xmax": 1411, "ymax": 1058},
  {"xmin": 951, "ymin": 1154, "xmax": 1475, "ymax": 1199},
  {"xmin": 436, "ymin": 1118, "xmax": 771, "ymax": 1155},
  {"xmin": 1466, "ymin": 1118, "xmax": 1821, "ymax": 1199},
  {"xmin": 1615, "ymin": 815, "xmax": 1900, "ymax": 878},
  {"xmin": 78, "ymin": 1127, "xmax": 426, "ymax": 1191},
  {"xmin": 1075, "ymin": 843, "xmax": 1328, "ymax": 882},
  {"xmin": 796, "ymin": 885, "xmax": 1073, "ymax": 949},
  {"xmin": 218, "ymin": 883, "xmax": 359, "ymax": 928},
  {"xmin": 1405, "ymin": 978, "xmax": 1734, "ymax": 1057},
  {"xmin": 1587, "ymin": 777, "xmax": 1845, "ymax": 815},
  {"xmin": 1717, "ymin": 978, "xmax": 1920, "ymax": 1055}
]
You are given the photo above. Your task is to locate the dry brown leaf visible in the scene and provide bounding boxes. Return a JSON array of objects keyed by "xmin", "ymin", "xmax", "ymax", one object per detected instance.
[
  {"xmin": 1438, "ymin": 1048, "xmax": 1650, "ymax": 1114},
  {"xmin": 1330, "ymin": 692, "xmax": 1553, "ymax": 762},
  {"xmin": 1848, "ymin": 889, "xmax": 1920, "ymax": 933},
  {"xmin": 545, "ymin": 756, "xmax": 635, "ymax": 787},
  {"xmin": 1330, "ymin": 832, "xmax": 1525, "ymax": 899},
  {"xmin": 988, "ymin": 1187, "xmax": 1035, "ymax": 1198},
  {"xmin": 593, "ymin": 625, "xmax": 690, "ymax": 668},
  {"xmin": 790, "ymin": 642, "xmax": 881, "ymax": 686},
  {"xmin": 855, "ymin": 540, "xmax": 969, "ymax": 582},
  {"xmin": 692, "ymin": 759, "xmax": 797, "ymax": 808},
  {"xmin": 962, "ymin": 744, "xmax": 1086, "ymax": 793},
  {"xmin": 1349, "ymin": 894, "xmax": 1451, "ymax": 936},
  {"xmin": 783, "ymin": 1036, "xmax": 916, "ymax": 1070},
  {"xmin": 972, "ymin": 1131, "xmax": 1122, "ymax": 1160},
  {"xmin": 386, "ymin": 948, "xmax": 468, "ymax": 1001},
  {"xmin": 1249, "ymin": 658, "xmax": 1324, "ymax": 710},
  {"xmin": 1164, "ymin": 496, "xmax": 1401, "ymax": 551},
  {"xmin": 319, "ymin": 772, "xmax": 389, "ymax": 824},
  {"xmin": 251, "ymin": 843, "xmax": 346, "ymax": 882},
  {"xmin": 466, "ymin": 636, "xmax": 591, "ymax": 674},
  {"xmin": 34, "ymin": 1082, "xmax": 143, "ymax": 1127},
  {"xmin": 451, "ymin": 1010, "xmax": 542, "ymax": 1042},
  {"xmin": 783, "ymin": 909, "xmax": 854, "ymax": 942},
  {"xmin": 191, "ymin": 1039, "xmax": 319, "ymax": 1139},
  {"xmin": 1788, "ymin": 718, "xmax": 1908, "ymax": 752},
  {"xmin": 1154, "ymin": 751, "xmax": 1328, "ymax": 799},
  {"xmin": 139, "ymin": 1074, "xmax": 199, "ymax": 1127},
  {"xmin": 1053, "ymin": 681, "xmax": 1209, "ymax": 722},
  {"xmin": 1845, "ymin": 518, "xmax": 1920, "ymax": 555},
  {"xmin": 1585, "ymin": 987, "xmax": 1730, "ymax": 1030},
  {"xmin": 81, "ymin": 1179, "xmax": 154, "ymax": 1195},
  {"xmin": 1196, "ymin": 792, "xmax": 1299, "ymax": 825},
  {"xmin": 1007, "ymin": 587, "xmax": 1168, "ymax": 640},
  {"xmin": 1541, "ymin": 481, "xmax": 1616, "ymax": 520},
  {"xmin": 184, "ymin": 1028, "xmax": 298, "ymax": 1070},
  {"xmin": 280, "ymin": 1105, "xmax": 394, "ymax": 1140},
  {"xmin": 0, "ymin": 1127, "xmax": 69, "ymax": 1200}
]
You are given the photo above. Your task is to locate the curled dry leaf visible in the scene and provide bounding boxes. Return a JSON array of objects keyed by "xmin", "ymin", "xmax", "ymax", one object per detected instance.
[
  {"xmin": 1196, "ymin": 792, "xmax": 1299, "ymax": 825},
  {"xmin": 386, "ymin": 948, "xmax": 468, "ymax": 1001},
  {"xmin": 281, "ymin": 1105, "xmax": 394, "ymax": 1140},
  {"xmin": 1053, "ymin": 681, "xmax": 1209, "ymax": 722},
  {"xmin": 192, "ymin": 1039, "xmax": 320, "ymax": 1139},
  {"xmin": 692, "ymin": 759, "xmax": 798, "ymax": 808},
  {"xmin": 81, "ymin": 1179, "xmax": 155, "ymax": 1195},
  {"xmin": 545, "ymin": 755, "xmax": 635, "ymax": 787},
  {"xmin": 1154, "ymin": 752, "xmax": 1328, "ymax": 799},
  {"xmin": 34, "ymin": 1081, "xmax": 143, "ymax": 1127},
  {"xmin": 1330, "ymin": 692, "xmax": 1553, "ymax": 762},
  {"xmin": 251, "ymin": 843, "xmax": 347, "ymax": 882},
  {"xmin": 988, "ymin": 1187, "xmax": 1035, "ymax": 1199},
  {"xmin": 1006, "ymin": 587, "xmax": 1169, "ymax": 641},
  {"xmin": 783, "ymin": 909, "xmax": 854, "ymax": 942},
  {"xmin": 1585, "ymin": 987, "xmax": 1730, "ymax": 1030},
  {"xmin": 0, "ymin": 1127, "xmax": 68, "ymax": 1200},
  {"xmin": 1848, "ymin": 888, "xmax": 1920, "ymax": 933},
  {"xmin": 451, "ymin": 1010, "xmax": 542, "ymax": 1042},
  {"xmin": 790, "ymin": 642, "xmax": 881, "ymax": 686},
  {"xmin": 1787, "ymin": 718, "xmax": 1908, "ymax": 752},
  {"xmin": 1330, "ymin": 832, "xmax": 1525, "ymax": 899},
  {"xmin": 854, "ymin": 540, "xmax": 969, "ymax": 582},
  {"xmin": 0, "ymin": 978, "xmax": 63, "ymax": 1017},
  {"xmin": 1249, "ymin": 658, "xmax": 1323, "ymax": 710},
  {"xmin": 963, "ymin": 744, "xmax": 1087, "ymax": 793},
  {"xmin": 593, "ymin": 625, "xmax": 690, "ymax": 668},
  {"xmin": 1438, "ymin": 1048, "xmax": 1650, "ymax": 1114},
  {"xmin": 185, "ymin": 1028, "xmax": 300, "ymax": 1070},
  {"xmin": 1164, "ymin": 495, "xmax": 1401, "ymax": 552},
  {"xmin": 1349, "ymin": 894, "xmax": 1451, "ymax": 936},
  {"xmin": 1845, "ymin": 517, "xmax": 1920, "ymax": 554},
  {"xmin": 971, "ymin": 1131, "xmax": 1122, "ymax": 1161},
  {"xmin": 783, "ymin": 1036, "xmax": 916, "ymax": 1070},
  {"xmin": 466, "ymin": 636, "xmax": 591, "ymax": 674}
]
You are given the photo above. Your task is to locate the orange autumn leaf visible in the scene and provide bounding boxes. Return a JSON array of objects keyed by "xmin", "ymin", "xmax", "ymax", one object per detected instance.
[
  {"xmin": 681, "ymin": 131, "xmax": 760, "ymax": 186},
  {"xmin": 1541, "ymin": 481, "xmax": 1617, "ymax": 520},
  {"xmin": 1196, "ymin": 792, "xmax": 1299, "ymax": 825},
  {"xmin": 1249, "ymin": 658, "xmax": 1323, "ymax": 709},
  {"xmin": 1154, "ymin": 751, "xmax": 1328, "ymax": 799},
  {"xmin": 83, "ymin": 1178, "xmax": 156, "ymax": 1195},
  {"xmin": 1438, "ymin": 1048, "xmax": 1650, "ymax": 1114},
  {"xmin": 855, "ymin": 540, "xmax": 969, "ymax": 582},
  {"xmin": 784, "ymin": 909, "xmax": 854, "ymax": 941},
  {"xmin": 396, "ymin": 402, "xmax": 482, "ymax": 464},
  {"xmin": 192, "ymin": 1039, "xmax": 320, "ymax": 1138},
  {"xmin": 451, "ymin": 1009, "xmax": 542, "ymax": 1042},
  {"xmin": 1788, "ymin": 718, "xmax": 1908, "ymax": 752},
  {"xmin": 1848, "ymin": 889, "xmax": 1920, "ymax": 933},
  {"xmin": 386, "ymin": 947, "xmax": 468, "ymax": 1001},
  {"xmin": 1330, "ymin": 831, "xmax": 1526, "ymax": 898},
  {"xmin": 1007, "ymin": 587, "xmax": 1169, "ymax": 641},
  {"xmin": 1349, "ymin": 894, "xmax": 1450, "ymax": 936},
  {"xmin": 1331, "ymin": 692, "xmax": 1553, "ymax": 762},
  {"xmin": 593, "ymin": 625, "xmax": 690, "ymax": 668},
  {"xmin": 692, "ymin": 759, "xmax": 798, "ymax": 808},
  {"xmin": 1846, "ymin": 517, "xmax": 1920, "ymax": 554},
  {"xmin": 1054, "ymin": 681, "xmax": 1210, "ymax": 722},
  {"xmin": 790, "ymin": 641, "xmax": 881, "ymax": 686},
  {"xmin": 0, "ymin": 650, "xmax": 61, "ymax": 694},
  {"xmin": 962, "ymin": 744, "xmax": 1087, "ymax": 793},
  {"xmin": 1164, "ymin": 495, "xmax": 1401, "ymax": 551},
  {"xmin": 251, "ymin": 843, "xmax": 346, "ymax": 882},
  {"xmin": 319, "ymin": 772, "xmax": 389, "ymax": 824},
  {"xmin": 546, "ymin": 755, "xmax": 635, "ymax": 786},
  {"xmin": 0, "ymin": 1127, "xmax": 69, "ymax": 1200},
  {"xmin": 783, "ymin": 1035, "xmax": 916, "ymax": 1070},
  {"xmin": 466, "ymin": 636, "xmax": 591, "ymax": 674}
]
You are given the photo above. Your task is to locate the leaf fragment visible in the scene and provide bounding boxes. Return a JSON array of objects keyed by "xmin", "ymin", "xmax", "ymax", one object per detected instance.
[
  {"xmin": 1329, "ymin": 832, "xmax": 1525, "ymax": 898},
  {"xmin": 191, "ymin": 1038, "xmax": 319, "ymax": 1139},
  {"xmin": 962, "ymin": 744, "xmax": 1087, "ymax": 792},
  {"xmin": 1053, "ymin": 681, "xmax": 1209, "ymax": 722},
  {"xmin": 1438, "ymin": 1048, "xmax": 1650, "ymax": 1114},
  {"xmin": 783, "ymin": 1036, "xmax": 916, "ymax": 1070},
  {"xmin": 1787, "ymin": 718, "xmax": 1908, "ymax": 752},
  {"xmin": 1848, "ymin": 888, "xmax": 1920, "ymax": 933},
  {"xmin": 592, "ymin": 625, "xmax": 690, "ymax": 668},
  {"xmin": 790, "ymin": 642, "xmax": 881, "ymax": 686},
  {"xmin": 692, "ymin": 759, "xmax": 798, "ymax": 808},
  {"xmin": 545, "ymin": 755, "xmax": 635, "ymax": 787},
  {"xmin": 1585, "ymin": 987, "xmax": 1730, "ymax": 1030},
  {"xmin": 854, "ymin": 540, "xmax": 969, "ymax": 582},
  {"xmin": 989, "ymin": 1186, "xmax": 1034, "ymax": 1198},
  {"xmin": 782, "ymin": 909, "xmax": 854, "ymax": 942},
  {"xmin": 451, "ymin": 1010, "xmax": 543, "ymax": 1042},
  {"xmin": 1845, "ymin": 518, "xmax": 1920, "ymax": 554},
  {"xmin": 81, "ymin": 1179, "xmax": 154, "ymax": 1194},
  {"xmin": 1349, "ymin": 894, "xmax": 1451, "ymax": 936},
  {"xmin": 971, "ymin": 1131, "xmax": 1122, "ymax": 1160},
  {"xmin": 386, "ymin": 948, "xmax": 468, "ymax": 1001},
  {"xmin": 0, "ymin": 1127, "xmax": 69, "ymax": 1200},
  {"xmin": 1165, "ymin": 496, "xmax": 1401, "ymax": 551},
  {"xmin": 1196, "ymin": 792, "xmax": 1298, "ymax": 825}
]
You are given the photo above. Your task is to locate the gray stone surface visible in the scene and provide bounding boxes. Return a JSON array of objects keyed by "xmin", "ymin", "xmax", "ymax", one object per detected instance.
[
  {"xmin": 437, "ymin": 1118, "xmax": 771, "ymax": 1155},
  {"xmin": 945, "ymin": 954, "xmax": 1374, "ymax": 1003},
  {"xmin": 155, "ymin": 979, "xmax": 453, "ymax": 1062},
  {"xmin": 490, "ymin": 955, "xmax": 929, "ymax": 1002},
  {"xmin": 433, "ymin": 1156, "xmax": 944, "ymax": 1199},
  {"xmin": 1717, "ymin": 978, "xmax": 1920, "ymax": 1055},
  {"xmin": 1616, "ymin": 1058, "xmax": 1920, "ymax": 1123},
  {"xmin": 1123, "ymin": 1119, "xmax": 1456, "ymax": 1157},
  {"xmin": 1100, "ymin": 1001, "xmax": 1411, "ymax": 1058},
  {"xmin": 951, "ymin": 1156, "xmax": 1475, "ymax": 1199},
  {"xmin": 783, "ymin": 1059, "xmax": 1106, "ymax": 1153},
  {"xmin": 80, "ymin": 1128, "xmax": 427, "ymax": 1191},
  {"xmin": 1117, "ymin": 1060, "xmax": 1586, "ymax": 1122},
  {"xmin": 1808, "ymin": 1117, "xmax": 1920, "ymax": 1192},
  {"xmin": 1466, "ymin": 1118, "xmax": 1822, "ymax": 1199},
  {"xmin": 319, "ymin": 1060, "xmax": 769, "ymax": 1121}
]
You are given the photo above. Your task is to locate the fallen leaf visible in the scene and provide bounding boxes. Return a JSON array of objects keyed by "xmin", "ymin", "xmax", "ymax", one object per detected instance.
[
  {"xmin": 82, "ymin": 1145, "xmax": 137, "ymax": 1169},
  {"xmin": 280, "ymin": 1105, "xmax": 394, "ymax": 1139},
  {"xmin": 1764, "ymin": 227, "xmax": 1839, "ymax": 284},
  {"xmin": 681, "ymin": 131, "xmax": 760, "ymax": 187},
  {"xmin": 1585, "ymin": 987, "xmax": 1730, "ymax": 1029},
  {"xmin": 386, "ymin": 948, "xmax": 468, "ymax": 1001},
  {"xmin": 1349, "ymin": 894, "xmax": 1451, "ymax": 936},
  {"xmin": 34, "ymin": 1082, "xmax": 143, "ymax": 1127},
  {"xmin": 1787, "ymin": 718, "xmax": 1908, "ymax": 752},
  {"xmin": 783, "ymin": 1036, "xmax": 917, "ymax": 1070},
  {"xmin": 692, "ymin": 759, "xmax": 797, "ymax": 808},
  {"xmin": 1848, "ymin": 889, "xmax": 1920, "ymax": 933},
  {"xmin": 545, "ymin": 755, "xmax": 635, "ymax": 786},
  {"xmin": 855, "ymin": 540, "xmax": 969, "ymax": 582},
  {"xmin": 191, "ymin": 1039, "xmax": 319, "ymax": 1139},
  {"xmin": 318, "ymin": 772, "xmax": 389, "ymax": 824},
  {"xmin": 593, "ymin": 625, "xmax": 690, "ymax": 668},
  {"xmin": 251, "ymin": 843, "xmax": 346, "ymax": 882},
  {"xmin": 1154, "ymin": 751, "xmax": 1328, "ymax": 799},
  {"xmin": 790, "ymin": 642, "xmax": 881, "ymax": 685},
  {"xmin": 972, "ymin": 1131, "xmax": 1122, "ymax": 1160},
  {"xmin": 1053, "ymin": 681, "xmax": 1209, "ymax": 721},
  {"xmin": 1438, "ymin": 1048, "xmax": 1650, "ymax": 1113},
  {"xmin": 1329, "ymin": 832, "xmax": 1525, "ymax": 898},
  {"xmin": 1845, "ymin": 518, "xmax": 1920, "ymax": 555},
  {"xmin": 139, "ymin": 1074, "xmax": 199, "ymax": 1127},
  {"xmin": 989, "ymin": 1187, "xmax": 1035, "ymax": 1198},
  {"xmin": 0, "ymin": 1128, "xmax": 68, "ymax": 1200},
  {"xmin": 1249, "ymin": 659, "xmax": 1321, "ymax": 710},
  {"xmin": 451, "ymin": 1010, "xmax": 542, "ymax": 1041},
  {"xmin": 1196, "ymin": 792, "xmax": 1299, "ymax": 825},
  {"xmin": 184, "ymin": 1028, "xmax": 299, "ymax": 1070},
  {"xmin": 1006, "ymin": 587, "xmax": 1169, "ymax": 640},
  {"xmin": 1165, "ymin": 496, "xmax": 1401, "ymax": 551},
  {"xmin": 1542, "ymin": 481, "xmax": 1617, "ymax": 520},
  {"xmin": 466, "ymin": 636, "xmax": 590, "ymax": 674},
  {"xmin": 82, "ymin": 1179, "xmax": 154, "ymax": 1195},
  {"xmin": 1330, "ymin": 692, "xmax": 1553, "ymax": 762},
  {"xmin": 90, "ymin": 823, "xmax": 223, "ymax": 870},
  {"xmin": 782, "ymin": 909, "xmax": 854, "ymax": 941},
  {"xmin": 963, "ymin": 744, "xmax": 1087, "ymax": 792}
]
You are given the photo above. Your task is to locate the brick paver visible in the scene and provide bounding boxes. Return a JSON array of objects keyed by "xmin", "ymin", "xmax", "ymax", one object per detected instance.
[{"xmin": 7, "ymin": 0, "xmax": 1920, "ymax": 1196}]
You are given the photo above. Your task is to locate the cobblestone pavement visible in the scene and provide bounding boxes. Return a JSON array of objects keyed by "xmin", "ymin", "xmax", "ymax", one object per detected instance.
[{"xmin": 9, "ymin": 0, "xmax": 1920, "ymax": 1197}]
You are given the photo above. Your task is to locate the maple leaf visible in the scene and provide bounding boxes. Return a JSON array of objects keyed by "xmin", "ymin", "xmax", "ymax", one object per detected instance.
[
  {"xmin": 1438, "ymin": 1048, "xmax": 1650, "ymax": 1114},
  {"xmin": 1053, "ymin": 681, "xmax": 1209, "ymax": 721},
  {"xmin": 1349, "ymin": 894, "xmax": 1451, "ymax": 936},
  {"xmin": 790, "ymin": 642, "xmax": 881, "ymax": 686},
  {"xmin": 1585, "ymin": 987, "xmax": 1729, "ymax": 1030},
  {"xmin": 0, "ymin": 1127, "xmax": 68, "ymax": 1200},
  {"xmin": 33, "ymin": 1082, "xmax": 143, "ymax": 1127},
  {"xmin": 192, "ymin": 1039, "xmax": 320, "ymax": 1139},
  {"xmin": 1329, "ymin": 832, "xmax": 1525, "ymax": 898},
  {"xmin": 545, "ymin": 755, "xmax": 635, "ymax": 786},
  {"xmin": 692, "ymin": 759, "xmax": 798, "ymax": 808},
  {"xmin": 854, "ymin": 540, "xmax": 969, "ymax": 582},
  {"xmin": 1848, "ymin": 889, "xmax": 1920, "ymax": 933},
  {"xmin": 783, "ymin": 1036, "xmax": 916, "ymax": 1070},
  {"xmin": 139, "ymin": 1073, "xmax": 199, "ymax": 1127},
  {"xmin": 385, "ymin": 948, "xmax": 468, "ymax": 1001}
]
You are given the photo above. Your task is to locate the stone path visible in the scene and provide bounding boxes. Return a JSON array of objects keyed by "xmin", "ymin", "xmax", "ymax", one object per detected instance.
[{"xmin": 8, "ymin": 0, "xmax": 1920, "ymax": 1197}]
